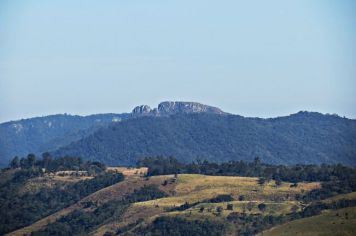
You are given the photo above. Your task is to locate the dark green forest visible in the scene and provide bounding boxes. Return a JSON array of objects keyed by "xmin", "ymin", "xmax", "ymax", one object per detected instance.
[{"xmin": 55, "ymin": 112, "xmax": 356, "ymax": 166}]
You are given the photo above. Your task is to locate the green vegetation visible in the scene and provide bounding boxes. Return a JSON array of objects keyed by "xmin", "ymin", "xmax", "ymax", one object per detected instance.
[
  {"xmin": 133, "ymin": 216, "xmax": 226, "ymax": 236},
  {"xmin": 0, "ymin": 155, "xmax": 124, "ymax": 235},
  {"xmin": 55, "ymin": 112, "xmax": 356, "ymax": 166},
  {"xmin": 32, "ymin": 185, "xmax": 168, "ymax": 236},
  {"xmin": 1, "ymin": 157, "xmax": 355, "ymax": 236},
  {"xmin": 9, "ymin": 153, "xmax": 106, "ymax": 173},
  {"xmin": 0, "ymin": 113, "xmax": 128, "ymax": 167}
]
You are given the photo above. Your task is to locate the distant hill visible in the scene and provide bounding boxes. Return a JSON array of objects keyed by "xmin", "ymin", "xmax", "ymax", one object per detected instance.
[
  {"xmin": 0, "ymin": 113, "xmax": 129, "ymax": 166},
  {"xmin": 0, "ymin": 101, "xmax": 222, "ymax": 167},
  {"xmin": 54, "ymin": 110, "xmax": 356, "ymax": 166}
]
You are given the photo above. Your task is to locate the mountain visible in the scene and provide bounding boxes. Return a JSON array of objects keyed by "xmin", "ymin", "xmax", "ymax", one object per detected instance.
[
  {"xmin": 54, "ymin": 109, "xmax": 356, "ymax": 166},
  {"xmin": 0, "ymin": 101, "xmax": 222, "ymax": 167},
  {"xmin": 2, "ymin": 101, "xmax": 356, "ymax": 167},
  {"xmin": 0, "ymin": 113, "xmax": 129, "ymax": 166}
]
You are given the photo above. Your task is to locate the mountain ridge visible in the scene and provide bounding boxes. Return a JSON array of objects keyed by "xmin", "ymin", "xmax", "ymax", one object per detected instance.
[
  {"xmin": 54, "ymin": 111, "xmax": 356, "ymax": 166},
  {"xmin": 1, "ymin": 102, "xmax": 356, "ymax": 167}
]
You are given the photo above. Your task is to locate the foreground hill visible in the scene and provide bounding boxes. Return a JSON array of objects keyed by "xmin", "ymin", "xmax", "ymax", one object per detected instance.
[
  {"xmin": 55, "ymin": 111, "xmax": 356, "ymax": 166},
  {"xmin": 0, "ymin": 113, "xmax": 128, "ymax": 166},
  {"xmin": 3, "ymin": 156, "xmax": 356, "ymax": 236}
]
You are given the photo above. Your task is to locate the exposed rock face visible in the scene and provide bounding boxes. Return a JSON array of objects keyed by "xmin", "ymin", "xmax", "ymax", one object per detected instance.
[
  {"xmin": 132, "ymin": 101, "xmax": 225, "ymax": 116},
  {"xmin": 158, "ymin": 101, "xmax": 224, "ymax": 115},
  {"xmin": 132, "ymin": 105, "xmax": 152, "ymax": 115}
]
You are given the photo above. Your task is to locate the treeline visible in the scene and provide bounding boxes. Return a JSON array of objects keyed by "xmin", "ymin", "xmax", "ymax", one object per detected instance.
[
  {"xmin": 138, "ymin": 156, "xmax": 356, "ymax": 201},
  {"xmin": 32, "ymin": 185, "xmax": 168, "ymax": 236},
  {"xmin": 9, "ymin": 153, "xmax": 106, "ymax": 174},
  {"xmin": 138, "ymin": 156, "xmax": 355, "ymax": 182}
]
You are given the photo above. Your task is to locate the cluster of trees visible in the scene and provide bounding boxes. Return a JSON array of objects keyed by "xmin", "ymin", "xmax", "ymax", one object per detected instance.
[
  {"xmin": 9, "ymin": 153, "xmax": 106, "ymax": 174},
  {"xmin": 133, "ymin": 216, "xmax": 226, "ymax": 236},
  {"xmin": 139, "ymin": 156, "xmax": 356, "ymax": 201},
  {"xmin": 32, "ymin": 185, "xmax": 168, "ymax": 236},
  {"xmin": 0, "ymin": 160, "xmax": 123, "ymax": 235}
]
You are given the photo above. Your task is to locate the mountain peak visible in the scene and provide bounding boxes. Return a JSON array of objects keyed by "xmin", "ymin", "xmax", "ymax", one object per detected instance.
[{"xmin": 132, "ymin": 101, "xmax": 225, "ymax": 116}]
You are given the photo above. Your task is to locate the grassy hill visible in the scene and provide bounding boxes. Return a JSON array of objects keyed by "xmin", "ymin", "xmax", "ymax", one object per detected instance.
[
  {"xmin": 262, "ymin": 207, "xmax": 356, "ymax": 236},
  {"xmin": 2, "ymin": 156, "xmax": 356, "ymax": 236}
]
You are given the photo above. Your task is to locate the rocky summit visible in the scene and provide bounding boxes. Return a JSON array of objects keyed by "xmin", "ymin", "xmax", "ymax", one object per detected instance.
[{"xmin": 132, "ymin": 101, "xmax": 225, "ymax": 116}]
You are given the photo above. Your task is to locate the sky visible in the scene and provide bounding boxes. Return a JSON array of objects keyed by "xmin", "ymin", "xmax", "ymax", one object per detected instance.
[{"xmin": 0, "ymin": 0, "xmax": 355, "ymax": 122}]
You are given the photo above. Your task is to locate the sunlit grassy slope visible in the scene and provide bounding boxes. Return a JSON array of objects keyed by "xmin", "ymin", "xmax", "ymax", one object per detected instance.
[
  {"xmin": 262, "ymin": 207, "xmax": 356, "ymax": 236},
  {"xmin": 8, "ymin": 172, "xmax": 322, "ymax": 236},
  {"xmin": 134, "ymin": 174, "xmax": 319, "ymax": 207}
]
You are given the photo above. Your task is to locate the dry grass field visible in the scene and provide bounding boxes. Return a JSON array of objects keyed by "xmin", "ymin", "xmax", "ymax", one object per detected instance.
[
  {"xmin": 261, "ymin": 206, "xmax": 356, "ymax": 236},
  {"xmin": 7, "ymin": 172, "xmax": 322, "ymax": 236},
  {"xmin": 95, "ymin": 174, "xmax": 319, "ymax": 235},
  {"xmin": 106, "ymin": 167, "xmax": 148, "ymax": 177},
  {"xmin": 134, "ymin": 174, "xmax": 319, "ymax": 208},
  {"xmin": 322, "ymin": 191, "xmax": 356, "ymax": 203}
]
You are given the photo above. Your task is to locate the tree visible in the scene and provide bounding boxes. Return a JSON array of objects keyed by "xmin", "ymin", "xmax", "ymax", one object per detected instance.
[
  {"xmin": 258, "ymin": 203, "xmax": 266, "ymax": 212},
  {"xmin": 226, "ymin": 204, "xmax": 233, "ymax": 211},
  {"xmin": 27, "ymin": 154, "xmax": 36, "ymax": 168},
  {"xmin": 42, "ymin": 152, "xmax": 53, "ymax": 169},
  {"xmin": 10, "ymin": 156, "xmax": 20, "ymax": 169},
  {"xmin": 216, "ymin": 206, "xmax": 223, "ymax": 215}
]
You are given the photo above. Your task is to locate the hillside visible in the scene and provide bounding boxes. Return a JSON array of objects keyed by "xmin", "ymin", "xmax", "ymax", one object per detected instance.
[
  {"xmin": 0, "ymin": 113, "xmax": 129, "ymax": 166},
  {"xmin": 0, "ymin": 101, "xmax": 224, "ymax": 167},
  {"xmin": 3, "ymin": 155, "xmax": 355, "ymax": 236},
  {"xmin": 54, "ymin": 111, "xmax": 356, "ymax": 166},
  {"xmin": 261, "ymin": 207, "xmax": 356, "ymax": 236}
]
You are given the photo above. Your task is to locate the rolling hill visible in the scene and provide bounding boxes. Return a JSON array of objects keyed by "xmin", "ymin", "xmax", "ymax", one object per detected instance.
[{"xmin": 2, "ymin": 156, "xmax": 355, "ymax": 236}]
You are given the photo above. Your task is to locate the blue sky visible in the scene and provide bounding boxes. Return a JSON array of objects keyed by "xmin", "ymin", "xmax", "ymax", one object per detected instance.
[{"xmin": 0, "ymin": 0, "xmax": 355, "ymax": 122}]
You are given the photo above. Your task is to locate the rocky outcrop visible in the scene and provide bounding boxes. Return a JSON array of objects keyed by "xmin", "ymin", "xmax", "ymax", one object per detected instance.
[
  {"xmin": 158, "ymin": 101, "xmax": 224, "ymax": 114},
  {"xmin": 131, "ymin": 101, "xmax": 225, "ymax": 116},
  {"xmin": 132, "ymin": 105, "xmax": 152, "ymax": 115}
]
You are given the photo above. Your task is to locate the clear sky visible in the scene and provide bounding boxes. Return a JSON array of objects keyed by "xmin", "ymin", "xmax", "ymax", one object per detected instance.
[{"xmin": 0, "ymin": 0, "xmax": 355, "ymax": 122}]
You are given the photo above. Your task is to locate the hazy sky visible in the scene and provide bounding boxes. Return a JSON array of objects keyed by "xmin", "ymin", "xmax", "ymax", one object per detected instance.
[{"xmin": 0, "ymin": 0, "xmax": 355, "ymax": 122}]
